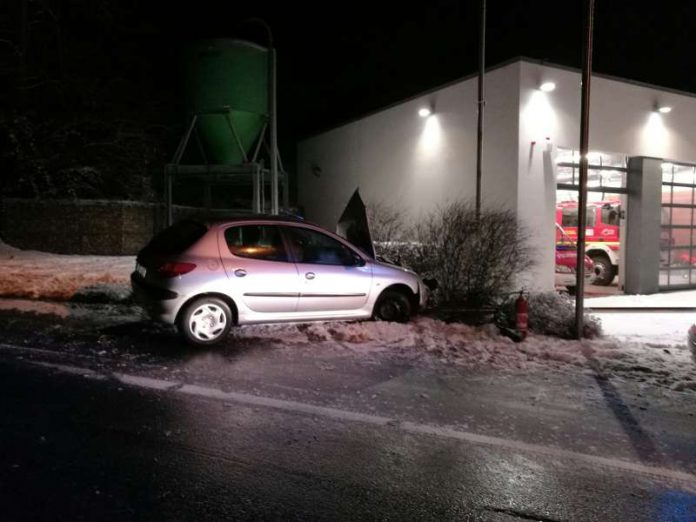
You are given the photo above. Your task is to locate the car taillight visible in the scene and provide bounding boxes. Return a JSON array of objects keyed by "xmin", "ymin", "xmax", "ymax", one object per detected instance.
[{"xmin": 157, "ymin": 262, "xmax": 196, "ymax": 278}]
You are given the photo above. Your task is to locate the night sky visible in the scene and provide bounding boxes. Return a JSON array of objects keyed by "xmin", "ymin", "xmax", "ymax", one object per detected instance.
[
  {"xmin": 158, "ymin": 0, "xmax": 696, "ymax": 139},
  {"xmin": 2, "ymin": 0, "xmax": 695, "ymax": 200}
]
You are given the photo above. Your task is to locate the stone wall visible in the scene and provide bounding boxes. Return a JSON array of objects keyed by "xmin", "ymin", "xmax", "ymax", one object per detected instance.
[{"xmin": 0, "ymin": 199, "xmax": 193, "ymax": 255}]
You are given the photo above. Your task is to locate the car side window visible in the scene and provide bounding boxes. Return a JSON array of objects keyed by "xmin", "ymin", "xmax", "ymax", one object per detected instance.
[
  {"xmin": 224, "ymin": 225, "xmax": 288, "ymax": 262},
  {"xmin": 283, "ymin": 227, "xmax": 357, "ymax": 266}
]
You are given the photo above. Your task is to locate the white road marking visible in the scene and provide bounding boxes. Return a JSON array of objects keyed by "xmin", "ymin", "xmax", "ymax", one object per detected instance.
[
  {"xmin": 32, "ymin": 361, "xmax": 107, "ymax": 380},
  {"xmin": 112, "ymin": 373, "xmax": 182, "ymax": 391},
  {"xmin": 5, "ymin": 348, "xmax": 696, "ymax": 487}
]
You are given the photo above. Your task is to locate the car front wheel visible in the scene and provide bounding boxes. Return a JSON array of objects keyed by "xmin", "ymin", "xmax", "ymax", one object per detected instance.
[
  {"xmin": 373, "ymin": 290, "xmax": 412, "ymax": 323},
  {"xmin": 178, "ymin": 297, "xmax": 233, "ymax": 346}
]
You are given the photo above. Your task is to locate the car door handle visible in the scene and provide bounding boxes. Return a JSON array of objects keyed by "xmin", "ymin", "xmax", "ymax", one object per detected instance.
[
  {"xmin": 234, "ymin": 269, "xmax": 247, "ymax": 277},
  {"xmin": 305, "ymin": 272, "xmax": 315, "ymax": 280}
]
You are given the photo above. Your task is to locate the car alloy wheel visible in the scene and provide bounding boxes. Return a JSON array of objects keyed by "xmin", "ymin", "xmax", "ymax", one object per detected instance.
[{"xmin": 179, "ymin": 297, "xmax": 233, "ymax": 346}]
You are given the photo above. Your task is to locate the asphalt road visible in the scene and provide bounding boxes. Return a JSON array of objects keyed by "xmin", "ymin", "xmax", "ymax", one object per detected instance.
[
  {"xmin": 1, "ymin": 353, "xmax": 695, "ymax": 522},
  {"xmin": 0, "ymin": 301, "xmax": 695, "ymax": 521}
]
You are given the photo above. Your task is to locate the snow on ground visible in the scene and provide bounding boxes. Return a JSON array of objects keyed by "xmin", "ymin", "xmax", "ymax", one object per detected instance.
[
  {"xmin": 587, "ymin": 289, "xmax": 696, "ymax": 308},
  {"xmin": 0, "ymin": 240, "xmax": 694, "ymax": 393},
  {"xmin": 233, "ymin": 318, "xmax": 696, "ymax": 393},
  {"xmin": 0, "ymin": 240, "xmax": 133, "ymax": 302}
]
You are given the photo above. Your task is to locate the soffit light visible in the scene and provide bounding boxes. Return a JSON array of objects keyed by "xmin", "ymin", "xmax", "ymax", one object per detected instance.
[
  {"xmin": 418, "ymin": 107, "xmax": 432, "ymax": 118},
  {"xmin": 539, "ymin": 82, "xmax": 556, "ymax": 92}
]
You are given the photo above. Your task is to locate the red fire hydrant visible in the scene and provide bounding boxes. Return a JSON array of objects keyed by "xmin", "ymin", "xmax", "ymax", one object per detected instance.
[{"xmin": 515, "ymin": 291, "xmax": 529, "ymax": 340}]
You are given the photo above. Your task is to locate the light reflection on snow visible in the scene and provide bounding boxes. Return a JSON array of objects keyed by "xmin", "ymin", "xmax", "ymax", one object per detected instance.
[
  {"xmin": 0, "ymin": 239, "xmax": 133, "ymax": 301},
  {"xmin": 0, "ymin": 298, "xmax": 70, "ymax": 317}
]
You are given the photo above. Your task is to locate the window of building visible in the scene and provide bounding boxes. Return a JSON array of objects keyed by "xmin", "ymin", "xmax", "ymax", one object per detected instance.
[
  {"xmin": 555, "ymin": 148, "xmax": 628, "ymax": 193},
  {"xmin": 660, "ymin": 163, "xmax": 696, "ymax": 289}
]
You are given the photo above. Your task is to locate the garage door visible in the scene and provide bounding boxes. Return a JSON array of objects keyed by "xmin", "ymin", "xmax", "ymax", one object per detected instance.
[{"xmin": 660, "ymin": 163, "xmax": 696, "ymax": 289}]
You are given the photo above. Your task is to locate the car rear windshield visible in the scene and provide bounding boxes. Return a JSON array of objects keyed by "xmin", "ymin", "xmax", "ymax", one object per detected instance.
[{"xmin": 143, "ymin": 220, "xmax": 208, "ymax": 255}]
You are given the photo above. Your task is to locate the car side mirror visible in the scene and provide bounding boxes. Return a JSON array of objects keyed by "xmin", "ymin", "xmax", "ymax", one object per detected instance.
[{"xmin": 350, "ymin": 253, "xmax": 366, "ymax": 267}]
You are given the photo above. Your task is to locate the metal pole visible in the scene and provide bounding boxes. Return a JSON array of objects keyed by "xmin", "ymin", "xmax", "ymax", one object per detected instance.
[
  {"xmin": 19, "ymin": 0, "xmax": 28, "ymax": 99},
  {"xmin": 269, "ymin": 46, "xmax": 279, "ymax": 215},
  {"xmin": 475, "ymin": 0, "xmax": 486, "ymax": 218},
  {"xmin": 239, "ymin": 18, "xmax": 277, "ymax": 214},
  {"xmin": 252, "ymin": 165, "xmax": 261, "ymax": 213},
  {"xmin": 166, "ymin": 169, "xmax": 173, "ymax": 227},
  {"xmin": 575, "ymin": 0, "xmax": 595, "ymax": 339}
]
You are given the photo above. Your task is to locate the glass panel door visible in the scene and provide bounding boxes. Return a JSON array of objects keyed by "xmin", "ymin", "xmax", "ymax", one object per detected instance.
[{"xmin": 660, "ymin": 163, "xmax": 696, "ymax": 289}]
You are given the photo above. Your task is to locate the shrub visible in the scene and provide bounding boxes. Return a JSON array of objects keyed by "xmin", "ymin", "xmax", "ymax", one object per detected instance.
[
  {"xmin": 517, "ymin": 291, "xmax": 602, "ymax": 339},
  {"xmin": 369, "ymin": 201, "xmax": 533, "ymax": 308},
  {"xmin": 367, "ymin": 201, "xmax": 407, "ymax": 243}
]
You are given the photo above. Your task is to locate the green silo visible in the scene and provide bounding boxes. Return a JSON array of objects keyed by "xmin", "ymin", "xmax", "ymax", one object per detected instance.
[{"xmin": 186, "ymin": 39, "xmax": 269, "ymax": 165}]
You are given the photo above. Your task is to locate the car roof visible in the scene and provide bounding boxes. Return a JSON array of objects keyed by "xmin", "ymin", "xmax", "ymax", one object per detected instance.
[
  {"xmin": 197, "ymin": 214, "xmax": 339, "ymax": 234},
  {"xmin": 182, "ymin": 213, "xmax": 310, "ymax": 227}
]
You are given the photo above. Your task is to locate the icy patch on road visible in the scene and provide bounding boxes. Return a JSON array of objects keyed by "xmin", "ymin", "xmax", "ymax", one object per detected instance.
[{"xmin": 0, "ymin": 240, "xmax": 133, "ymax": 302}]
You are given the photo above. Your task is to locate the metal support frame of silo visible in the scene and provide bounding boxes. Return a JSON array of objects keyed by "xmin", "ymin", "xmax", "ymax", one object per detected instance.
[
  {"xmin": 164, "ymin": 109, "xmax": 286, "ymax": 226},
  {"xmin": 167, "ymin": 114, "xmax": 198, "ymax": 226},
  {"xmin": 269, "ymin": 44, "xmax": 279, "ymax": 215}
]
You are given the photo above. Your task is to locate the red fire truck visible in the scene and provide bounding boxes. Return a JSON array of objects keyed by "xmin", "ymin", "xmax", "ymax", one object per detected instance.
[{"xmin": 555, "ymin": 200, "xmax": 621, "ymax": 285}]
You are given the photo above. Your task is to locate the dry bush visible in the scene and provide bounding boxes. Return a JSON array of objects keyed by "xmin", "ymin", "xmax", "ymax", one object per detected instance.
[
  {"xmin": 369, "ymin": 201, "xmax": 534, "ymax": 308},
  {"xmin": 367, "ymin": 201, "xmax": 408, "ymax": 243},
  {"xmin": 411, "ymin": 202, "xmax": 533, "ymax": 307}
]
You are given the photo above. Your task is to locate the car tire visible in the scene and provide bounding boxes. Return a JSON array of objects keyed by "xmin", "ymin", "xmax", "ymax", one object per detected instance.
[
  {"xmin": 566, "ymin": 286, "xmax": 577, "ymax": 296},
  {"xmin": 590, "ymin": 254, "xmax": 615, "ymax": 286},
  {"xmin": 373, "ymin": 290, "xmax": 412, "ymax": 323},
  {"xmin": 177, "ymin": 296, "xmax": 233, "ymax": 346}
]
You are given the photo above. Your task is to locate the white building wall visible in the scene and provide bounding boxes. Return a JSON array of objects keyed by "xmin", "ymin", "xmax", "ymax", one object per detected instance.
[
  {"xmin": 516, "ymin": 60, "xmax": 696, "ymax": 290},
  {"xmin": 519, "ymin": 61, "xmax": 696, "ymax": 163},
  {"xmin": 297, "ymin": 64, "xmax": 522, "ymax": 229},
  {"xmin": 297, "ymin": 58, "xmax": 696, "ymax": 293}
]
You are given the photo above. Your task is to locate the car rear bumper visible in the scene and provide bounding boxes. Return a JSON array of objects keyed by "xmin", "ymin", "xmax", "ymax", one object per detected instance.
[{"xmin": 131, "ymin": 272, "xmax": 181, "ymax": 324}]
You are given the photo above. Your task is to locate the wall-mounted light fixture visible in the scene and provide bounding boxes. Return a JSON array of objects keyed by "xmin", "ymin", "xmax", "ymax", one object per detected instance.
[
  {"xmin": 656, "ymin": 105, "xmax": 672, "ymax": 114},
  {"xmin": 418, "ymin": 107, "xmax": 432, "ymax": 118},
  {"xmin": 539, "ymin": 81, "xmax": 556, "ymax": 92}
]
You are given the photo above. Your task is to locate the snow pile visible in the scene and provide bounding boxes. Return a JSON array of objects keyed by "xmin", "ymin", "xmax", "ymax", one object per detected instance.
[
  {"xmin": 0, "ymin": 240, "xmax": 693, "ymax": 393},
  {"xmin": 0, "ymin": 240, "xmax": 133, "ymax": 302},
  {"xmin": 234, "ymin": 317, "xmax": 696, "ymax": 392}
]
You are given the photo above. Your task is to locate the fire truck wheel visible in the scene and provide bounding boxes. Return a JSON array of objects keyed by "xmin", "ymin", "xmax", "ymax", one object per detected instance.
[{"xmin": 590, "ymin": 254, "xmax": 615, "ymax": 286}]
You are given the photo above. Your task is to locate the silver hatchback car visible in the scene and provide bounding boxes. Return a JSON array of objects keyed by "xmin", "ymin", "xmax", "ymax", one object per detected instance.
[{"xmin": 131, "ymin": 216, "xmax": 428, "ymax": 346}]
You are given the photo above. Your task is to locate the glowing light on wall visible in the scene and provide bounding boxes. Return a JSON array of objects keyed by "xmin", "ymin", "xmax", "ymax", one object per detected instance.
[
  {"xmin": 522, "ymin": 90, "xmax": 558, "ymax": 143},
  {"xmin": 539, "ymin": 81, "xmax": 556, "ymax": 92},
  {"xmin": 641, "ymin": 112, "xmax": 669, "ymax": 156},
  {"xmin": 417, "ymin": 115, "xmax": 442, "ymax": 156},
  {"xmin": 657, "ymin": 106, "xmax": 672, "ymax": 114},
  {"xmin": 418, "ymin": 107, "xmax": 432, "ymax": 118}
]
